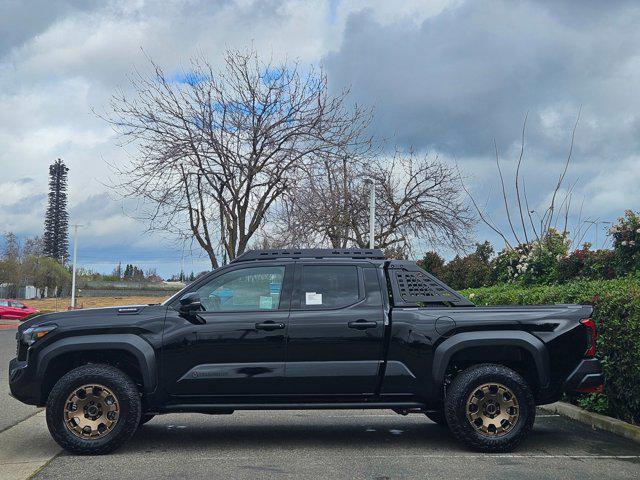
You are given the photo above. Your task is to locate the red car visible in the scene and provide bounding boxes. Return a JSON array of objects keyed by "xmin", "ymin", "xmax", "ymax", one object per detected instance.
[{"xmin": 0, "ymin": 299, "xmax": 39, "ymax": 320}]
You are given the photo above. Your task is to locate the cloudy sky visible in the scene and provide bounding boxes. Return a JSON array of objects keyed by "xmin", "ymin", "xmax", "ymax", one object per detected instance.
[{"xmin": 1, "ymin": 0, "xmax": 639, "ymax": 276}]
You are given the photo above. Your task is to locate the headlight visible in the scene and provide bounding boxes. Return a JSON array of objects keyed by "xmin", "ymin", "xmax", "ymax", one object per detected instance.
[{"xmin": 21, "ymin": 325, "xmax": 57, "ymax": 346}]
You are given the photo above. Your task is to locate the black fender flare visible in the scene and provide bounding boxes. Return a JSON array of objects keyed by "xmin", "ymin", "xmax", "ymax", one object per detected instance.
[
  {"xmin": 36, "ymin": 334, "xmax": 157, "ymax": 393},
  {"xmin": 432, "ymin": 330, "xmax": 550, "ymax": 389}
]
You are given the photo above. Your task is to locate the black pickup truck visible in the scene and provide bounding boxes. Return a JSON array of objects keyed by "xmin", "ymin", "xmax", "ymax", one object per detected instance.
[{"xmin": 9, "ymin": 249, "xmax": 602, "ymax": 455}]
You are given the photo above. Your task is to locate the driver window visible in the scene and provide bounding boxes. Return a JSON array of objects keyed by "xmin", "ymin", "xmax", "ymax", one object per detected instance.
[{"xmin": 196, "ymin": 266, "xmax": 285, "ymax": 312}]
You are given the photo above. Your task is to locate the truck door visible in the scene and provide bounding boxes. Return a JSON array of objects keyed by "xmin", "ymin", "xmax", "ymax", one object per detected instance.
[
  {"xmin": 285, "ymin": 262, "xmax": 385, "ymax": 395},
  {"xmin": 162, "ymin": 263, "xmax": 292, "ymax": 398}
]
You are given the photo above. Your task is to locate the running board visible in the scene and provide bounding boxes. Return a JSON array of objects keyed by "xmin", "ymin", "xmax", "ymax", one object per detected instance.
[{"xmin": 160, "ymin": 401, "xmax": 426, "ymax": 413}]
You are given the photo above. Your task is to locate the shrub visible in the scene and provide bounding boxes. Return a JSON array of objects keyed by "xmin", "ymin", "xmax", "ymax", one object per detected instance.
[
  {"xmin": 439, "ymin": 242, "xmax": 494, "ymax": 290},
  {"xmin": 462, "ymin": 277, "xmax": 640, "ymax": 425},
  {"xmin": 420, "ymin": 251, "xmax": 445, "ymax": 278},
  {"xmin": 609, "ymin": 210, "xmax": 640, "ymax": 275},
  {"xmin": 556, "ymin": 245, "xmax": 616, "ymax": 283},
  {"xmin": 422, "ymin": 242, "xmax": 494, "ymax": 290},
  {"xmin": 492, "ymin": 229, "xmax": 570, "ymax": 285}
]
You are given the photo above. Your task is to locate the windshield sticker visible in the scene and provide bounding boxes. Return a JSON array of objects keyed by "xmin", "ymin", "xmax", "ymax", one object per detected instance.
[
  {"xmin": 259, "ymin": 296, "xmax": 273, "ymax": 309},
  {"xmin": 305, "ymin": 292, "xmax": 323, "ymax": 305}
]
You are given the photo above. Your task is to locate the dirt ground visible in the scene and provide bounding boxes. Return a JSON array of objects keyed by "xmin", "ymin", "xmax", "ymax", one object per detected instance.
[{"xmin": 25, "ymin": 296, "xmax": 170, "ymax": 312}]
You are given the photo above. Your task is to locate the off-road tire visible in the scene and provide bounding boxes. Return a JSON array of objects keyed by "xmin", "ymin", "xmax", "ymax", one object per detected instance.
[
  {"xmin": 425, "ymin": 410, "xmax": 448, "ymax": 427},
  {"xmin": 444, "ymin": 363, "xmax": 535, "ymax": 453},
  {"xmin": 46, "ymin": 364, "xmax": 141, "ymax": 455},
  {"xmin": 139, "ymin": 414, "xmax": 155, "ymax": 426}
]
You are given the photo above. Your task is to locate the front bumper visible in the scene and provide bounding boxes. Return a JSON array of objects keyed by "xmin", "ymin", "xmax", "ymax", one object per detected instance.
[
  {"xmin": 9, "ymin": 357, "xmax": 41, "ymax": 405},
  {"xmin": 563, "ymin": 358, "xmax": 604, "ymax": 393}
]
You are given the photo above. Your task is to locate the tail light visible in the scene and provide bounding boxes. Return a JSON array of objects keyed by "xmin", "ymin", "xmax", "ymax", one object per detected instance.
[{"xmin": 580, "ymin": 318, "xmax": 597, "ymax": 358}]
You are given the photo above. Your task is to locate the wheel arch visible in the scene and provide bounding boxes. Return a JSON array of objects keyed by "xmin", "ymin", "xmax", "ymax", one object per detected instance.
[
  {"xmin": 37, "ymin": 334, "xmax": 157, "ymax": 402},
  {"xmin": 432, "ymin": 331, "xmax": 550, "ymax": 392}
]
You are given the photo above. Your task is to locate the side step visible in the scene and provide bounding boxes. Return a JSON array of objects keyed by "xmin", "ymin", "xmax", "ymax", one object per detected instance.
[{"xmin": 160, "ymin": 402, "xmax": 426, "ymax": 414}]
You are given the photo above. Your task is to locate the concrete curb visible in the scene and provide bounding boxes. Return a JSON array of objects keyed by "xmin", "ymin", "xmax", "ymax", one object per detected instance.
[{"xmin": 541, "ymin": 402, "xmax": 640, "ymax": 444}]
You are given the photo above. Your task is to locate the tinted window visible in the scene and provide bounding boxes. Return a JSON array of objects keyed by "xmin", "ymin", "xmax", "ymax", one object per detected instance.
[
  {"xmin": 301, "ymin": 265, "xmax": 360, "ymax": 309},
  {"xmin": 10, "ymin": 301, "xmax": 24, "ymax": 308},
  {"xmin": 196, "ymin": 266, "xmax": 285, "ymax": 312}
]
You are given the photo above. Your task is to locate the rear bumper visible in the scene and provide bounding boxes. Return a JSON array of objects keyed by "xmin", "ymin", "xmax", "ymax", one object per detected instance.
[{"xmin": 563, "ymin": 358, "xmax": 604, "ymax": 393}]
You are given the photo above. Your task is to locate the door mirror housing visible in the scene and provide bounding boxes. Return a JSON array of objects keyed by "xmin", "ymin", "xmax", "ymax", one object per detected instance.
[{"xmin": 179, "ymin": 292, "xmax": 202, "ymax": 314}]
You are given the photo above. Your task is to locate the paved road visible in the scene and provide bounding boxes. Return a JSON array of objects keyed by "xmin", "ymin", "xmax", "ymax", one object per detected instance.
[
  {"xmin": 32, "ymin": 409, "xmax": 640, "ymax": 480},
  {"xmin": 0, "ymin": 329, "xmax": 40, "ymax": 432}
]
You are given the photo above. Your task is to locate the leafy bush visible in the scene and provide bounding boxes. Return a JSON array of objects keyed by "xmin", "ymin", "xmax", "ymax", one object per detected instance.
[
  {"xmin": 492, "ymin": 229, "xmax": 570, "ymax": 285},
  {"xmin": 420, "ymin": 251, "xmax": 445, "ymax": 278},
  {"xmin": 462, "ymin": 277, "xmax": 640, "ymax": 425},
  {"xmin": 609, "ymin": 210, "xmax": 640, "ymax": 275},
  {"xmin": 439, "ymin": 242, "xmax": 494, "ymax": 290},
  {"xmin": 556, "ymin": 245, "xmax": 616, "ymax": 283}
]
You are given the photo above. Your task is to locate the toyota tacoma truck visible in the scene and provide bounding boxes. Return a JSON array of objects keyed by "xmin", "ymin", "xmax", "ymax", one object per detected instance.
[{"xmin": 9, "ymin": 249, "xmax": 603, "ymax": 454}]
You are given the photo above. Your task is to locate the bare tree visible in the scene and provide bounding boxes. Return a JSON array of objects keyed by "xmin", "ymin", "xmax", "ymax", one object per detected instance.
[
  {"xmin": 105, "ymin": 48, "xmax": 372, "ymax": 268},
  {"xmin": 269, "ymin": 150, "xmax": 474, "ymax": 256},
  {"xmin": 462, "ymin": 110, "xmax": 587, "ymax": 250}
]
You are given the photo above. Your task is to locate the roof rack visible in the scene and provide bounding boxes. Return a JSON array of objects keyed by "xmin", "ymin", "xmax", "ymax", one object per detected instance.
[{"xmin": 232, "ymin": 248, "xmax": 386, "ymax": 263}]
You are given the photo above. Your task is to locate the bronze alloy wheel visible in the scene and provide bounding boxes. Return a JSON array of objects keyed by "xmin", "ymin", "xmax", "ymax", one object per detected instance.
[
  {"xmin": 466, "ymin": 382, "xmax": 520, "ymax": 436},
  {"xmin": 63, "ymin": 384, "xmax": 120, "ymax": 439}
]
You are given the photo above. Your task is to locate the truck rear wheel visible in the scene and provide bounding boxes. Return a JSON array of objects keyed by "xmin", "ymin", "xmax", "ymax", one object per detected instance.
[
  {"xmin": 444, "ymin": 363, "xmax": 535, "ymax": 452},
  {"xmin": 46, "ymin": 364, "xmax": 141, "ymax": 455}
]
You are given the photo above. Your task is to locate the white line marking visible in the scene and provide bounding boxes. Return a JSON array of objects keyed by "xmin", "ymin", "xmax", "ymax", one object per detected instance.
[
  {"xmin": 294, "ymin": 414, "xmax": 562, "ymax": 419},
  {"xmin": 318, "ymin": 414, "xmax": 397, "ymax": 418}
]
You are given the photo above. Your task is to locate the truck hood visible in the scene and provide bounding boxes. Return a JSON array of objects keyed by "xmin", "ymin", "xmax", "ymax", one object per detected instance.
[{"xmin": 17, "ymin": 304, "xmax": 163, "ymax": 332}]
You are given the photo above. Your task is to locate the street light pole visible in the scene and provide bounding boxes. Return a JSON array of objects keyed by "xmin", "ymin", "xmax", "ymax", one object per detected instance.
[
  {"xmin": 366, "ymin": 180, "xmax": 375, "ymax": 249},
  {"xmin": 70, "ymin": 224, "xmax": 82, "ymax": 308}
]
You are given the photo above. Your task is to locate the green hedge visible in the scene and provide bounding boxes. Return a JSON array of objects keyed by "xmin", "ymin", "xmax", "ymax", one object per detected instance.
[{"xmin": 461, "ymin": 277, "xmax": 640, "ymax": 425}]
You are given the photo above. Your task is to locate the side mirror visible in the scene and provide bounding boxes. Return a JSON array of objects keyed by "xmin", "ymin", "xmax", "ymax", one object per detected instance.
[{"xmin": 179, "ymin": 292, "xmax": 202, "ymax": 315}]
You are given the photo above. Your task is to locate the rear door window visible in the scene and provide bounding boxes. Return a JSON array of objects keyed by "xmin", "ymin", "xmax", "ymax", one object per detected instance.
[{"xmin": 300, "ymin": 265, "xmax": 361, "ymax": 309}]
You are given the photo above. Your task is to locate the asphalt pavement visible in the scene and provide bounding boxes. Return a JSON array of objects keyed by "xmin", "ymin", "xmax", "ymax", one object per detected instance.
[
  {"xmin": 0, "ymin": 330, "xmax": 41, "ymax": 432},
  {"xmin": 1, "ymin": 329, "xmax": 639, "ymax": 479},
  {"xmin": 32, "ymin": 409, "xmax": 640, "ymax": 480}
]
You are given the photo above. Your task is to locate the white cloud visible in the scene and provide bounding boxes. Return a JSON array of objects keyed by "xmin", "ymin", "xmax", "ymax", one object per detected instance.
[{"xmin": 1, "ymin": 0, "xmax": 640, "ymax": 272}]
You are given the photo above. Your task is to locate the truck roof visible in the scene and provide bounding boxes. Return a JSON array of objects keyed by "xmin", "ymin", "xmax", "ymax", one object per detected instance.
[{"xmin": 232, "ymin": 248, "xmax": 387, "ymax": 262}]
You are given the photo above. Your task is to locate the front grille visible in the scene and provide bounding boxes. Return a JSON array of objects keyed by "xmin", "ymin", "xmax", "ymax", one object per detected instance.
[{"xmin": 16, "ymin": 339, "xmax": 28, "ymax": 361}]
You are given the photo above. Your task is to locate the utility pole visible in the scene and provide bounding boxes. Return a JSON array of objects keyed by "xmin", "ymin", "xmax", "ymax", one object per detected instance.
[
  {"xmin": 585, "ymin": 220, "xmax": 601, "ymax": 249},
  {"xmin": 70, "ymin": 224, "xmax": 82, "ymax": 308},
  {"xmin": 601, "ymin": 221, "xmax": 612, "ymax": 249},
  {"xmin": 365, "ymin": 179, "xmax": 375, "ymax": 249}
]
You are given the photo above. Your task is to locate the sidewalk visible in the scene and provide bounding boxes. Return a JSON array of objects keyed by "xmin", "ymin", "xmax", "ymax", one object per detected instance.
[{"xmin": 0, "ymin": 411, "xmax": 60, "ymax": 480}]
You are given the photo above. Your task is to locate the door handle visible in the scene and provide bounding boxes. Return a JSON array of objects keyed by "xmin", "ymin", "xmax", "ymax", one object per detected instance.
[
  {"xmin": 348, "ymin": 319, "xmax": 378, "ymax": 330},
  {"xmin": 255, "ymin": 321, "xmax": 285, "ymax": 331}
]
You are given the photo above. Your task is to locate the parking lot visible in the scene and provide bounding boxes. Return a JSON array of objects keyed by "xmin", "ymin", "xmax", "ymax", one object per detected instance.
[{"xmin": 2, "ymin": 330, "xmax": 639, "ymax": 480}]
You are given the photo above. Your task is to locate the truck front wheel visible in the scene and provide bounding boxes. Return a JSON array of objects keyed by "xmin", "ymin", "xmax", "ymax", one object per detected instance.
[
  {"xmin": 45, "ymin": 364, "xmax": 141, "ymax": 455},
  {"xmin": 444, "ymin": 363, "xmax": 535, "ymax": 453}
]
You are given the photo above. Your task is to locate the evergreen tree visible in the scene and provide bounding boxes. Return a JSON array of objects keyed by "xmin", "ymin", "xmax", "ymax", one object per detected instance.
[{"xmin": 43, "ymin": 158, "xmax": 69, "ymax": 262}]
